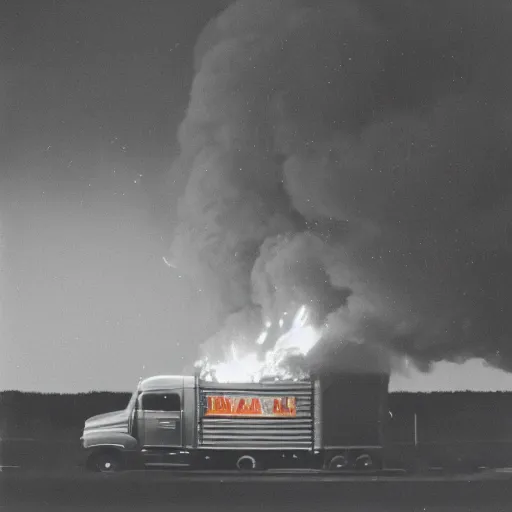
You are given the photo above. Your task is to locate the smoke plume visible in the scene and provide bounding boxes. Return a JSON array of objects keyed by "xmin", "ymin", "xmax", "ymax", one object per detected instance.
[{"xmin": 171, "ymin": 0, "xmax": 512, "ymax": 372}]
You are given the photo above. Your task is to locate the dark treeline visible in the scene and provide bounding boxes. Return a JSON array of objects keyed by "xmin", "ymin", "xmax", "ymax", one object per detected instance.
[
  {"xmin": 388, "ymin": 392, "xmax": 512, "ymax": 443},
  {"xmin": 2, "ymin": 391, "xmax": 512, "ymax": 443},
  {"xmin": 0, "ymin": 391, "xmax": 131, "ymax": 437}
]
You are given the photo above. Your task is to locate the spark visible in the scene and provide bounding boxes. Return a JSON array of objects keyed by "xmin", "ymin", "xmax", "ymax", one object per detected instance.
[
  {"xmin": 163, "ymin": 256, "xmax": 177, "ymax": 269},
  {"xmin": 255, "ymin": 330, "xmax": 268, "ymax": 345}
]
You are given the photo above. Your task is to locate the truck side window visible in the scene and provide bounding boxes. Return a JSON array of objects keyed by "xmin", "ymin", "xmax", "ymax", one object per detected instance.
[{"xmin": 141, "ymin": 393, "xmax": 181, "ymax": 412}]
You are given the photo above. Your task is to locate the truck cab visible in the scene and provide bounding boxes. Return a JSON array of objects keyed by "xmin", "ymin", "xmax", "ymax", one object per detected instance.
[{"xmin": 82, "ymin": 375, "xmax": 195, "ymax": 472}]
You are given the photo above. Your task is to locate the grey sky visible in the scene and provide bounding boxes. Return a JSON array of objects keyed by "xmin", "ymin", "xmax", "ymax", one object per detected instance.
[{"xmin": 1, "ymin": 0, "xmax": 511, "ymax": 392}]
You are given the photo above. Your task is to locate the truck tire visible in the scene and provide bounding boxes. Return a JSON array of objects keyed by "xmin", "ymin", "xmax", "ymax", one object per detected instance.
[
  {"xmin": 87, "ymin": 449, "xmax": 124, "ymax": 473},
  {"xmin": 327, "ymin": 454, "xmax": 350, "ymax": 471},
  {"xmin": 236, "ymin": 455, "xmax": 259, "ymax": 471},
  {"xmin": 354, "ymin": 453, "xmax": 375, "ymax": 470}
]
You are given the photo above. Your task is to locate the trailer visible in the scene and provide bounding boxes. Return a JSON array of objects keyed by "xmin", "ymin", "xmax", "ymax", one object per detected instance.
[{"xmin": 81, "ymin": 371, "xmax": 389, "ymax": 473}]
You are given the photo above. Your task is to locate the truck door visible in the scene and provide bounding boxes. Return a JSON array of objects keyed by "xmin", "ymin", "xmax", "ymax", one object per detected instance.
[{"xmin": 139, "ymin": 391, "xmax": 183, "ymax": 448}]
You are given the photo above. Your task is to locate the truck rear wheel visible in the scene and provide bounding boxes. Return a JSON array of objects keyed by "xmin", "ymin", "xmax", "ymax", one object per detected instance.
[
  {"xmin": 87, "ymin": 449, "xmax": 124, "ymax": 473},
  {"xmin": 327, "ymin": 453, "xmax": 350, "ymax": 471},
  {"xmin": 354, "ymin": 453, "xmax": 375, "ymax": 470}
]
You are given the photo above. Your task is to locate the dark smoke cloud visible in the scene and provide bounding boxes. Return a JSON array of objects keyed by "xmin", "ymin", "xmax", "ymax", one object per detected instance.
[{"xmin": 171, "ymin": 0, "xmax": 512, "ymax": 371}]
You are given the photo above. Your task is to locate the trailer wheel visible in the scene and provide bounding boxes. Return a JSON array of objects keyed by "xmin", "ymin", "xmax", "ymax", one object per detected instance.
[
  {"xmin": 87, "ymin": 449, "xmax": 124, "ymax": 473},
  {"xmin": 327, "ymin": 454, "xmax": 349, "ymax": 471},
  {"xmin": 354, "ymin": 453, "xmax": 374, "ymax": 470}
]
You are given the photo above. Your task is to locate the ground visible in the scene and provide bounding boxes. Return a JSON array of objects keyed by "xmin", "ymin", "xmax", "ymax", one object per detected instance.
[
  {"xmin": 3, "ymin": 470, "xmax": 512, "ymax": 511},
  {"xmin": 3, "ymin": 437, "xmax": 512, "ymax": 510}
]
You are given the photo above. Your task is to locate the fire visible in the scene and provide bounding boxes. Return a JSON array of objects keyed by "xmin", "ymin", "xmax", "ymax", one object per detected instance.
[
  {"xmin": 197, "ymin": 305, "xmax": 323, "ymax": 383},
  {"xmin": 202, "ymin": 347, "xmax": 262, "ymax": 383}
]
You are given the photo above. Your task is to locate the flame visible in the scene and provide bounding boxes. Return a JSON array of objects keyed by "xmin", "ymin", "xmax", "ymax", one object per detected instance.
[
  {"xmin": 255, "ymin": 330, "xmax": 268, "ymax": 345},
  {"xmin": 197, "ymin": 305, "xmax": 323, "ymax": 383},
  {"xmin": 210, "ymin": 347, "xmax": 262, "ymax": 383}
]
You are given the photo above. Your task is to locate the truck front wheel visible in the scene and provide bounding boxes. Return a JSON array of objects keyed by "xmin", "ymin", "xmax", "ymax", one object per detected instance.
[
  {"xmin": 236, "ymin": 455, "xmax": 259, "ymax": 471},
  {"xmin": 87, "ymin": 449, "xmax": 124, "ymax": 473}
]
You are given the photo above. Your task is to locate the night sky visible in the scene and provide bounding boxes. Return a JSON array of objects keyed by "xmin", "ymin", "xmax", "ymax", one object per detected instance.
[{"xmin": 2, "ymin": 0, "xmax": 511, "ymax": 392}]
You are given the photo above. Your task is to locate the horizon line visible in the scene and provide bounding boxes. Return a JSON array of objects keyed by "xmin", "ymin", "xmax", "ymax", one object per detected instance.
[{"xmin": 2, "ymin": 389, "xmax": 511, "ymax": 395}]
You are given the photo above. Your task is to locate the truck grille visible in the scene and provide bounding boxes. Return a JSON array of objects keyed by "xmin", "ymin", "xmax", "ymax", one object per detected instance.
[{"xmin": 198, "ymin": 382, "xmax": 314, "ymax": 450}]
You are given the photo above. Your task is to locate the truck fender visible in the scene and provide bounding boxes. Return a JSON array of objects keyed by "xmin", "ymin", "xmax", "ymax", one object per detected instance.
[{"xmin": 83, "ymin": 432, "xmax": 138, "ymax": 451}]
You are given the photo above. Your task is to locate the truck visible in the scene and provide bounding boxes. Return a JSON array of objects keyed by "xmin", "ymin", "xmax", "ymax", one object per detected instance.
[{"xmin": 81, "ymin": 370, "xmax": 389, "ymax": 473}]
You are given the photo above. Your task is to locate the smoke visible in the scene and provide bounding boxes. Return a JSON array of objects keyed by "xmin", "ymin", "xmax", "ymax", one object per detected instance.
[
  {"xmin": 171, "ymin": 0, "xmax": 512, "ymax": 372},
  {"xmin": 251, "ymin": 232, "xmax": 352, "ymax": 328}
]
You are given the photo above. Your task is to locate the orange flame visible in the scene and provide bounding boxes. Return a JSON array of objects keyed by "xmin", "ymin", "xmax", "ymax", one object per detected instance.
[{"xmin": 205, "ymin": 396, "xmax": 297, "ymax": 417}]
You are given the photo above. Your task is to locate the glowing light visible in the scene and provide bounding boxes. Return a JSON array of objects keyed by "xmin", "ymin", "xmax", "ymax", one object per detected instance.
[
  {"xmin": 255, "ymin": 330, "xmax": 268, "ymax": 345},
  {"xmin": 162, "ymin": 256, "xmax": 177, "ymax": 269},
  {"xmin": 205, "ymin": 396, "xmax": 297, "ymax": 417},
  {"xmin": 197, "ymin": 305, "xmax": 324, "ymax": 383},
  {"xmin": 293, "ymin": 305, "xmax": 309, "ymax": 328},
  {"xmin": 273, "ymin": 324, "xmax": 320, "ymax": 357},
  {"xmin": 203, "ymin": 345, "xmax": 262, "ymax": 383}
]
